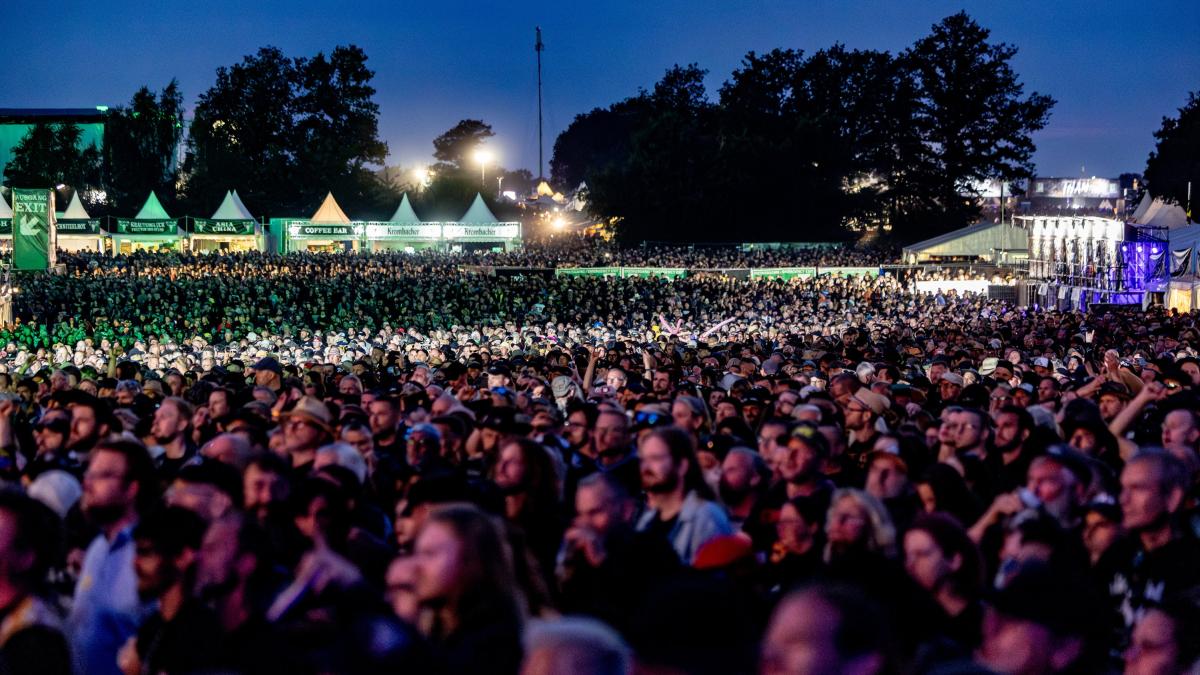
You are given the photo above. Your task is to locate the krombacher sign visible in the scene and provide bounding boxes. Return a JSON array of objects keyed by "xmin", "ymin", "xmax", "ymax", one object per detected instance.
[
  {"xmin": 364, "ymin": 222, "xmax": 441, "ymax": 239},
  {"xmin": 114, "ymin": 219, "xmax": 177, "ymax": 235},
  {"xmin": 192, "ymin": 218, "xmax": 255, "ymax": 236},
  {"xmin": 57, "ymin": 219, "xmax": 101, "ymax": 235}
]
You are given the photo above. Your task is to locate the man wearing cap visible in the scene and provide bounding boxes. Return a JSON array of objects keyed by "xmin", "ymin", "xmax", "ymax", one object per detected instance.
[
  {"xmin": 250, "ymin": 357, "xmax": 284, "ymax": 396},
  {"xmin": 938, "ymin": 372, "xmax": 965, "ymax": 411}
]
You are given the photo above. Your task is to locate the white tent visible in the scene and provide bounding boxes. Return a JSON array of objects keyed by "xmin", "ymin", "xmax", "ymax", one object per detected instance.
[
  {"xmin": 134, "ymin": 192, "xmax": 173, "ymax": 220},
  {"xmin": 62, "ymin": 192, "xmax": 92, "ymax": 219},
  {"xmin": 902, "ymin": 221, "xmax": 1029, "ymax": 263},
  {"xmin": 210, "ymin": 191, "xmax": 254, "ymax": 220},
  {"xmin": 458, "ymin": 193, "xmax": 501, "ymax": 224},
  {"xmin": 389, "ymin": 193, "xmax": 421, "ymax": 223},
  {"xmin": 0, "ymin": 193, "xmax": 10, "ymax": 219},
  {"xmin": 1132, "ymin": 193, "xmax": 1189, "ymax": 229},
  {"xmin": 309, "ymin": 192, "xmax": 350, "ymax": 224}
]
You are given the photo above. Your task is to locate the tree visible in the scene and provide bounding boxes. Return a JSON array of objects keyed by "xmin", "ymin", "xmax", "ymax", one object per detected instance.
[
  {"xmin": 183, "ymin": 45, "xmax": 393, "ymax": 218},
  {"xmin": 1145, "ymin": 91, "xmax": 1200, "ymax": 215},
  {"xmin": 550, "ymin": 99, "xmax": 649, "ymax": 189},
  {"xmin": 3, "ymin": 122, "xmax": 101, "ymax": 191},
  {"xmin": 904, "ymin": 12, "xmax": 1055, "ymax": 233},
  {"xmin": 431, "ymin": 120, "xmax": 495, "ymax": 172},
  {"xmin": 103, "ymin": 81, "xmax": 185, "ymax": 215}
]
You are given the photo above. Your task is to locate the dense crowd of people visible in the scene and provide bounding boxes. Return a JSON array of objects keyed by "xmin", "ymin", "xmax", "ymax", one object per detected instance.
[{"xmin": 0, "ymin": 242, "xmax": 1196, "ymax": 673}]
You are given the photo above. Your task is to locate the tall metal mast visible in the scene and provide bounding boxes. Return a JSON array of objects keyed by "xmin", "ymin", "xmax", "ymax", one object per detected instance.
[{"xmin": 535, "ymin": 27, "xmax": 545, "ymax": 182}]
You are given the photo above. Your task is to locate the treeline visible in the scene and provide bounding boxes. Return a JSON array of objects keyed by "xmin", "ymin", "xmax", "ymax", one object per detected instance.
[{"xmin": 551, "ymin": 12, "xmax": 1055, "ymax": 242}]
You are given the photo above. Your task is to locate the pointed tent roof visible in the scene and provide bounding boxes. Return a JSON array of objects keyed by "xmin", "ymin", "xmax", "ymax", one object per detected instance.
[
  {"xmin": 0, "ymin": 193, "xmax": 10, "ymax": 219},
  {"xmin": 389, "ymin": 193, "xmax": 421, "ymax": 223},
  {"xmin": 134, "ymin": 191, "xmax": 172, "ymax": 220},
  {"xmin": 210, "ymin": 191, "xmax": 254, "ymax": 220},
  {"xmin": 309, "ymin": 192, "xmax": 350, "ymax": 224},
  {"xmin": 458, "ymin": 193, "xmax": 500, "ymax": 224},
  {"xmin": 231, "ymin": 190, "xmax": 254, "ymax": 220},
  {"xmin": 62, "ymin": 191, "xmax": 92, "ymax": 219}
]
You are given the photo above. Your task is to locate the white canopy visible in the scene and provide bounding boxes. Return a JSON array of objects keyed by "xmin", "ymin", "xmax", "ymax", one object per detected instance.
[
  {"xmin": 133, "ymin": 191, "xmax": 172, "ymax": 220},
  {"xmin": 62, "ymin": 191, "xmax": 92, "ymax": 219},
  {"xmin": 902, "ymin": 221, "xmax": 1029, "ymax": 263},
  {"xmin": 309, "ymin": 192, "xmax": 350, "ymax": 224},
  {"xmin": 389, "ymin": 193, "xmax": 421, "ymax": 223},
  {"xmin": 458, "ymin": 193, "xmax": 501, "ymax": 224},
  {"xmin": 1133, "ymin": 193, "xmax": 1188, "ymax": 229},
  {"xmin": 0, "ymin": 192, "xmax": 10, "ymax": 219},
  {"xmin": 210, "ymin": 191, "xmax": 254, "ymax": 220}
]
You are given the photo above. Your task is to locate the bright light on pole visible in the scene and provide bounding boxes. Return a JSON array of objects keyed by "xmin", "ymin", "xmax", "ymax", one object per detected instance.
[{"xmin": 474, "ymin": 148, "xmax": 494, "ymax": 187}]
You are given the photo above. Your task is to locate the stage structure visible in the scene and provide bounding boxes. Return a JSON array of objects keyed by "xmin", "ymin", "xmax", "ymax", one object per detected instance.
[{"xmin": 1016, "ymin": 215, "xmax": 1168, "ymax": 310}]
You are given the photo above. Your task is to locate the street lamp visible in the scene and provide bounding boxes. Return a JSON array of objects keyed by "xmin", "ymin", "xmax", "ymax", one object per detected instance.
[{"xmin": 474, "ymin": 148, "xmax": 493, "ymax": 187}]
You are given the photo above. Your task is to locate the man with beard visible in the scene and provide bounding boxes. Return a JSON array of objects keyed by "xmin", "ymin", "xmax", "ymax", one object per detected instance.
[
  {"xmin": 150, "ymin": 397, "xmax": 197, "ymax": 485},
  {"xmin": 119, "ymin": 506, "xmax": 222, "ymax": 675},
  {"xmin": 635, "ymin": 426, "xmax": 732, "ymax": 564},
  {"xmin": 69, "ymin": 439, "xmax": 156, "ymax": 675},
  {"xmin": 719, "ymin": 447, "xmax": 772, "ymax": 549},
  {"xmin": 992, "ymin": 405, "xmax": 1038, "ymax": 493},
  {"xmin": 770, "ymin": 425, "xmax": 835, "ymax": 510},
  {"xmin": 63, "ymin": 391, "xmax": 117, "ymax": 466},
  {"xmin": 562, "ymin": 401, "xmax": 598, "ymax": 491},
  {"xmin": 367, "ymin": 396, "xmax": 406, "ymax": 463}
]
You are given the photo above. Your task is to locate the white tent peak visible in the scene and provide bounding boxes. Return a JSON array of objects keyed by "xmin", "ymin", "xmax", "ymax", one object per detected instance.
[
  {"xmin": 389, "ymin": 193, "xmax": 421, "ymax": 223},
  {"xmin": 134, "ymin": 191, "xmax": 172, "ymax": 220},
  {"xmin": 309, "ymin": 192, "xmax": 350, "ymax": 224},
  {"xmin": 0, "ymin": 192, "xmax": 11, "ymax": 219},
  {"xmin": 211, "ymin": 191, "xmax": 254, "ymax": 220},
  {"xmin": 62, "ymin": 191, "xmax": 92, "ymax": 219},
  {"xmin": 458, "ymin": 193, "xmax": 500, "ymax": 224},
  {"xmin": 231, "ymin": 190, "xmax": 254, "ymax": 220}
]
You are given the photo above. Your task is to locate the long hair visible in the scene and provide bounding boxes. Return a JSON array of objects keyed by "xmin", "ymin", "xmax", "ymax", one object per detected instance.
[
  {"xmin": 906, "ymin": 513, "xmax": 985, "ymax": 602},
  {"xmin": 826, "ymin": 488, "xmax": 896, "ymax": 559},
  {"xmin": 497, "ymin": 437, "xmax": 562, "ymax": 522},
  {"xmin": 642, "ymin": 426, "xmax": 714, "ymax": 500},
  {"xmin": 422, "ymin": 503, "xmax": 525, "ymax": 631}
]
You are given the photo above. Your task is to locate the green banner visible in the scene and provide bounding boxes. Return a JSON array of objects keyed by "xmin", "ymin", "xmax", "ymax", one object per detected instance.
[
  {"xmin": 555, "ymin": 267, "xmax": 621, "ymax": 277},
  {"xmin": 748, "ymin": 267, "xmax": 817, "ymax": 279},
  {"xmin": 12, "ymin": 188, "xmax": 52, "ymax": 270},
  {"xmin": 113, "ymin": 219, "xmax": 177, "ymax": 235},
  {"xmin": 192, "ymin": 218, "xmax": 255, "ymax": 235},
  {"xmin": 56, "ymin": 219, "xmax": 101, "ymax": 235},
  {"xmin": 620, "ymin": 267, "xmax": 687, "ymax": 279},
  {"xmin": 0, "ymin": 219, "xmax": 10, "ymax": 235},
  {"xmin": 820, "ymin": 266, "xmax": 879, "ymax": 277}
]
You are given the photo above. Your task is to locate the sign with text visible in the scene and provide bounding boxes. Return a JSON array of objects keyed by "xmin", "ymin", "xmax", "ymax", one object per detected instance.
[
  {"xmin": 192, "ymin": 218, "xmax": 255, "ymax": 236},
  {"xmin": 364, "ymin": 222, "xmax": 441, "ymax": 239},
  {"xmin": 114, "ymin": 219, "xmax": 177, "ymax": 235},
  {"xmin": 12, "ymin": 188, "xmax": 53, "ymax": 270},
  {"xmin": 286, "ymin": 221, "xmax": 360, "ymax": 239},
  {"xmin": 56, "ymin": 219, "xmax": 101, "ymax": 235},
  {"xmin": 0, "ymin": 219, "xmax": 10, "ymax": 235},
  {"xmin": 442, "ymin": 223, "xmax": 520, "ymax": 239}
]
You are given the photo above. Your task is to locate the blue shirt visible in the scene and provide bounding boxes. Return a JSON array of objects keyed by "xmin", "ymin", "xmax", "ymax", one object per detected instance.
[{"xmin": 68, "ymin": 526, "xmax": 145, "ymax": 675}]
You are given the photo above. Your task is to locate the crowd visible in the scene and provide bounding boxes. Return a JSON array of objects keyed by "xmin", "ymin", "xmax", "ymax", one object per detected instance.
[{"xmin": 0, "ymin": 244, "xmax": 1196, "ymax": 673}]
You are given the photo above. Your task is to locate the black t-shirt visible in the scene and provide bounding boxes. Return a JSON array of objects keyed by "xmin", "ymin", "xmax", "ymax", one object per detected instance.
[
  {"xmin": 1100, "ymin": 532, "xmax": 1200, "ymax": 649},
  {"xmin": 644, "ymin": 512, "xmax": 680, "ymax": 550},
  {"xmin": 136, "ymin": 600, "xmax": 223, "ymax": 675}
]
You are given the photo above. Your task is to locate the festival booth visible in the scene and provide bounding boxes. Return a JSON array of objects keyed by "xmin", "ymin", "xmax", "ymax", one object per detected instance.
[
  {"xmin": 1166, "ymin": 223, "xmax": 1200, "ymax": 311},
  {"xmin": 279, "ymin": 192, "xmax": 361, "ymax": 253},
  {"xmin": 108, "ymin": 192, "xmax": 183, "ymax": 255},
  {"xmin": 55, "ymin": 191, "xmax": 105, "ymax": 253},
  {"xmin": 901, "ymin": 222, "xmax": 1029, "ymax": 264},
  {"xmin": 365, "ymin": 194, "xmax": 441, "ymax": 252},
  {"xmin": 188, "ymin": 190, "xmax": 262, "ymax": 253},
  {"xmin": 0, "ymin": 192, "xmax": 10, "ymax": 251},
  {"xmin": 443, "ymin": 193, "xmax": 522, "ymax": 253}
]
